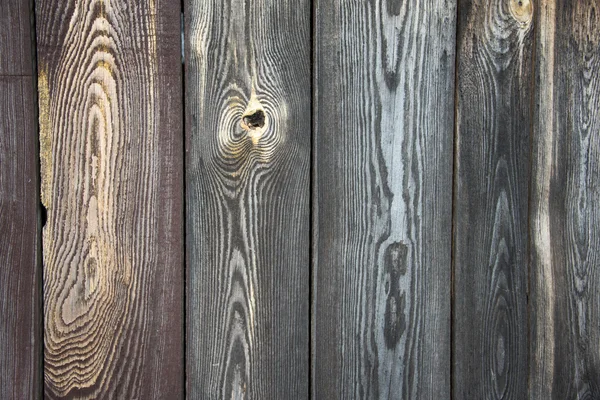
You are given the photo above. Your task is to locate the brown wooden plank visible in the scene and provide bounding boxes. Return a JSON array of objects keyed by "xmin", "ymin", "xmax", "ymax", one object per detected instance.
[
  {"xmin": 0, "ymin": 1, "xmax": 41, "ymax": 398},
  {"xmin": 313, "ymin": 0, "xmax": 457, "ymax": 397},
  {"xmin": 35, "ymin": 0, "xmax": 184, "ymax": 397},
  {"xmin": 529, "ymin": 1, "xmax": 600, "ymax": 398},
  {"xmin": 453, "ymin": 0, "xmax": 534, "ymax": 398},
  {"xmin": 0, "ymin": 0, "xmax": 33, "ymax": 76},
  {"xmin": 184, "ymin": 0, "xmax": 311, "ymax": 397}
]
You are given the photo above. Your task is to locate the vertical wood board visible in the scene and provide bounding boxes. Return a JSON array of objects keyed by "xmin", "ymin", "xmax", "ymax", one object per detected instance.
[
  {"xmin": 0, "ymin": 0, "xmax": 41, "ymax": 397},
  {"xmin": 453, "ymin": 0, "xmax": 533, "ymax": 398},
  {"xmin": 36, "ymin": 0, "xmax": 184, "ymax": 397},
  {"xmin": 185, "ymin": 0, "xmax": 311, "ymax": 398},
  {"xmin": 313, "ymin": 0, "xmax": 457, "ymax": 398},
  {"xmin": 529, "ymin": 1, "xmax": 600, "ymax": 398}
]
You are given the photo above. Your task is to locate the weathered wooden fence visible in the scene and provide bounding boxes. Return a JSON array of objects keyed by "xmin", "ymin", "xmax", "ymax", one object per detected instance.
[{"xmin": 1, "ymin": 0, "xmax": 599, "ymax": 398}]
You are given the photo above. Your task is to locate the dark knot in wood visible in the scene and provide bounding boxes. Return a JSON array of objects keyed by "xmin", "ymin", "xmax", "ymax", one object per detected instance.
[{"xmin": 242, "ymin": 110, "xmax": 265, "ymax": 130}]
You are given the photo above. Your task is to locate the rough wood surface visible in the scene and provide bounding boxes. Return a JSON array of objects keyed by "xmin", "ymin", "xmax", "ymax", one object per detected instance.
[
  {"xmin": 313, "ymin": 0, "xmax": 456, "ymax": 398},
  {"xmin": 0, "ymin": 0, "xmax": 33, "ymax": 76},
  {"xmin": 529, "ymin": 1, "xmax": 600, "ymax": 398},
  {"xmin": 185, "ymin": 0, "xmax": 310, "ymax": 398},
  {"xmin": 453, "ymin": 0, "xmax": 533, "ymax": 398},
  {"xmin": 36, "ymin": 0, "xmax": 184, "ymax": 397},
  {"xmin": 0, "ymin": 0, "xmax": 41, "ymax": 398}
]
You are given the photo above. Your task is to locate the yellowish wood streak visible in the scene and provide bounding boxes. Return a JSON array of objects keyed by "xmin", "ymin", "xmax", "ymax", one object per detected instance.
[{"xmin": 38, "ymin": 65, "xmax": 52, "ymax": 210}]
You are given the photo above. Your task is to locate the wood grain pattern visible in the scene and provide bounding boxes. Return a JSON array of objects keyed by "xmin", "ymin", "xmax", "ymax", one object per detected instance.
[
  {"xmin": 0, "ymin": 0, "xmax": 41, "ymax": 397},
  {"xmin": 529, "ymin": 1, "xmax": 600, "ymax": 398},
  {"xmin": 36, "ymin": 0, "xmax": 184, "ymax": 397},
  {"xmin": 453, "ymin": 0, "xmax": 533, "ymax": 398},
  {"xmin": 185, "ymin": 0, "xmax": 310, "ymax": 398},
  {"xmin": 0, "ymin": 0, "xmax": 33, "ymax": 76},
  {"xmin": 313, "ymin": 0, "xmax": 456, "ymax": 397}
]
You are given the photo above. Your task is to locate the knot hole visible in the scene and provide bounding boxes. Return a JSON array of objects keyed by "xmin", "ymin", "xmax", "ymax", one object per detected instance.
[
  {"xmin": 510, "ymin": 0, "xmax": 533, "ymax": 25},
  {"xmin": 242, "ymin": 110, "xmax": 265, "ymax": 130}
]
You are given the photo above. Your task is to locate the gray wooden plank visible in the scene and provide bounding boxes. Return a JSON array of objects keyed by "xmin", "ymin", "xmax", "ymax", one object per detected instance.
[
  {"xmin": 453, "ymin": 0, "xmax": 534, "ymax": 398},
  {"xmin": 529, "ymin": 1, "xmax": 600, "ymax": 398},
  {"xmin": 0, "ymin": 0, "xmax": 41, "ymax": 398},
  {"xmin": 184, "ymin": 0, "xmax": 310, "ymax": 398},
  {"xmin": 35, "ymin": 0, "xmax": 184, "ymax": 397},
  {"xmin": 313, "ymin": 0, "xmax": 456, "ymax": 398}
]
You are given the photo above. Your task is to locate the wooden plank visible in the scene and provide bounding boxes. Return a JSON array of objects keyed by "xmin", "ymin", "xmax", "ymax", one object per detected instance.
[
  {"xmin": 35, "ymin": 0, "xmax": 184, "ymax": 398},
  {"xmin": 313, "ymin": 0, "xmax": 456, "ymax": 397},
  {"xmin": 184, "ymin": 0, "xmax": 310, "ymax": 398},
  {"xmin": 0, "ymin": 0, "xmax": 41, "ymax": 398},
  {"xmin": 529, "ymin": 1, "xmax": 600, "ymax": 398},
  {"xmin": 453, "ymin": 0, "xmax": 533, "ymax": 398},
  {"xmin": 0, "ymin": 0, "xmax": 33, "ymax": 76}
]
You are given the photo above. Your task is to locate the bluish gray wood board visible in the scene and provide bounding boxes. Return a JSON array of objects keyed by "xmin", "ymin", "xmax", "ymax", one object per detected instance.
[
  {"xmin": 313, "ymin": 0, "xmax": 457, "ymax": 397},
  {"xmin": 529, "ymin": 1, "xmax": 600, "ymax": 398},
  {"xmin": 35, "ymin": 0, "xmax": 184, "ymax": 397},
  {"xmin": 184, "ymin": 0, "xmax": 311, "ymax": 397},
  {"xmin": 453, "ymin": 0, "xmax": 533, "ymax": 398},
  {"xmin": 0, "ymin": 0, "xmax": 41, "ymax": 398}
]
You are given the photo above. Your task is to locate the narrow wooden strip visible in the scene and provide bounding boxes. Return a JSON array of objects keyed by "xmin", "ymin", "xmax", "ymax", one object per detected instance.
[
  {"xmin": 184, "ymin": 0, "xmax": 311, "ymax": 398},
  {"xmin": 529, "ymin": 1, "xmax": 600, "ymax": 398},
  {"xmin": 36, "ymin": 0, "xmax": 184, "ymax": 397},
  {"xmin": 313, "ymin": 0, "xmax": 456, "ymax": 397},
  {"xmin": 453, "ymin": 0, "xmax": 533, "ymax": 398},
  {"xmin": 0, "ymin": 2, "xmax": 41, "ymax": 398}
]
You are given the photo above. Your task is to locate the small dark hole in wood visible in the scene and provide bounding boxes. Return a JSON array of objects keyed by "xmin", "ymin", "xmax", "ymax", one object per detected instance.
[
  {"xmin": 243, "ymin": 110, "xmax": 265, "ymax": 129},
  {"xmin": 40, "ymin": 202, "xmax": 47, "ymax": 227},
  {"xmin": 518, "ymin": 1, "xmax": 523, "ymax": 6}
]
